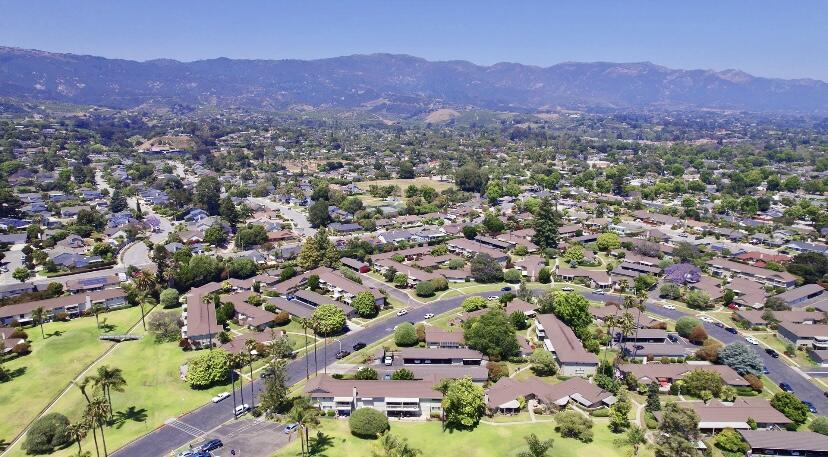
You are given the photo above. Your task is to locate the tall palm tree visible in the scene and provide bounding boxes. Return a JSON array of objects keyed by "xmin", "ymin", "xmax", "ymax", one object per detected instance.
[
  {"xmin": 31, "ymin": 307, "xmax": 46, "ymax": 339},
  {"xmin": 93, "ymin": 365, "xmax": 127, "ymax": 418},
  {"xmin": 288, "ymin": 397, "xmax": 319, "ymax": 457},
  {"xmin": 84, "ymin": 397, "xmax": 109, "ymax": 457},
  {"xmin": 132, "ymin": 269, "xmax": 157, "ymax": 296},
  {"xmin": 76, "ymin": 376, "xmax": 95, "ymax": 404},
  {"xmin": 67, "ymin": 420, "xmax": 89, "ymax": 456},
  {"xmin": 298, "ymin": 317, "xmax": 310, "ymax": 379},
  {"xmin": 91, "ymin": 303, "xmax": 105, "ymax": 330},
  {"xmin": 372, "ymin": 432, "xmax": 422, "ymax": 457}
]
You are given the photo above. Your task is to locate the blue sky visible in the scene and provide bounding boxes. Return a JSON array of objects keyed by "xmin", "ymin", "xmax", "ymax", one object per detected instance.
[{"xmin": 1, "ymin": 0, "xmax": 826, "ymax": 80}]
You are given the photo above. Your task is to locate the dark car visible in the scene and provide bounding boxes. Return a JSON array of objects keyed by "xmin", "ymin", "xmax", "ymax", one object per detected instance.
[
  {"xmin": 763, "ymin": 366, "xmax": 769, "ymax": 374},
  {"xmin": 633, "ymin": 344, "xmax": 645, "ymax": 350},
  {"xmin": 804, "ymin": 400, "xmax": 818, "ymax": 413},
  {"xmin": 199, "ymin": 439, "xmax": 223, "ymax": 452},
  {"xmin": 725, "ymin": 327, "xmax": 738, "ymax": 334},
  {"xmin": 501, "ymin": 286, "xmax": 512, "ymax": 292},
  {"xmin": 667, "ymin": 334, "xmax": 678, "ymax": 343},
  {"xmin": 259, "ymin": 367, "xmax": 274, "ymax": 379},
  {"xmin": 779, "ymin": 382, "xmax": 794, "ymax": 392},
  {"xmin": 714, "ymin": 322, "xmax": 725, "ymax": 328},
  {"xmin": 352, "ymin": 342, "xmax": 367, "ymax": 351},
  {"xmin": 335, "ymin": 350, "xmax": 350, "ymax": 359},
  {"xmin": 765, "ymin": 348, "xmax": 780, "ymax": 358}
]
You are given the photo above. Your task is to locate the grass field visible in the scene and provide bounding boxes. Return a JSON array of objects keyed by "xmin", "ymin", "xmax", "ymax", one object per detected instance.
[
  {"xmin": 272, "ymin": 416, "xmax": 654, "ymax": 457},
  {"xmin": 355, "ymin": 178, "xmax": 454, "ymax": 193},
  {"xmin": 0, "ymin": 306, "xmax": 145, "ymax": 445},
  {"xmin": 5, "ymin": 308, "xmax": 233, "ymax": 457}
]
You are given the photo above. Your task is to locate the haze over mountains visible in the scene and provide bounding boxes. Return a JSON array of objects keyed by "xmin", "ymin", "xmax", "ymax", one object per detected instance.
[{"xmin": 1, "ymin": 46, "xmax": 827, "ymax": 115}]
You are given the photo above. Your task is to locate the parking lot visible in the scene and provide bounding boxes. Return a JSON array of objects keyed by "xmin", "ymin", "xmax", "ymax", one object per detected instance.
[{"xmin": 184, "ymin": 419, "xmax": 289, "ymax": 457}]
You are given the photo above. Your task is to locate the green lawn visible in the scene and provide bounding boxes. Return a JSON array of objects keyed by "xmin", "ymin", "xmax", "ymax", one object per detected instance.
[
  {"xmin": 0, "ymin": 306, "xmax": 145, "ymax": 445},
  {"xmin": 272, "ymin": 416, "xmax": 654, "ymax": 457},
  {"xmin": 5, "ymin": 310, "xmax": 233, "ymax": 457}
]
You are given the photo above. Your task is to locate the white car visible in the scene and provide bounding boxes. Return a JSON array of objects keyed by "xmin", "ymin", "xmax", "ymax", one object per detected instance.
[
  {"xmin": 663, "ymin": 304, "xmax": 676, "ymax": 310},
  {"xmin": 234, "ymin": 404, "xmax": 250, "ymax": 416},
  {"xmin": 424, "ymin": 313, "xmax": 434, "ymax": 319},
  {"xmin": 211, "ymin": 392, "xmax": 230, "ymax": 403},
  {"xmin": 561, "ymin": 287, "xmax": 574, "ymax": 292},
  {"xmin": 396, "ymin": 309, "xmax": 408, "ymax": 316},
  {"xmin": 699, "ymin": 316, "xmax": 715, "ymax": 323},
  {"xmin": 745, "ymin": 336, "xmax": 760, "ymax": 345},
  {"xmin": 487, "ymin": 295, "xmax": 498, "ymax": 300}
]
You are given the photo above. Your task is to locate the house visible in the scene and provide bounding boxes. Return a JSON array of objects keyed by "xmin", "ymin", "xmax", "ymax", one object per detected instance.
[
  {"xmin": 446, "ymin": 238, "xmax": 510, "ymax": 263},
  {"xmin": 739, "ymin": 430, "xmax": 828, "ymax": 457},
  {"xmin": 221, "ymin": 292, "xmax": 278, "ymax": 330},
  {"xmin": 373, "ymin": 258, "xmax": 442, "ymax": 286},
  {"xmin": 424, "ymin": 327, "xmax": 465, "ymax": 348},
  {"xmin": 181, "ymin": 282, "xmax": 223, "ymax": 347},
  {"xmin": 775, "ymin": 284, "xmax": 826, "ymax": 307},
  {"xmin": 292, "ymin": 289, "xmax": 356, "ymax": 318},
  {"xmin": 375, "ymin": 364, "xmax": 488, "ymax": 384},
  {"xmin": 0, "ymin": 326, "xmax": 26, "ymax": 353},
  {"xmin": 395, "ymin": 347, "xmax": 483, "ymax": 366},
  {"xmin": 266, "ymin": 297, "xmax": 315, "ymax": 319},
  {"xmin": 316, "ymin": 268, "xmax": 385, "ymax": 306},
  {"xmin": 707, "ymin": 258, "xmax": 797, "ymax": 289},
  {"xmin": 778, "ymin": 322, "xmax": 828, "ymax": 349},
  {"xmin": 340, "ymin": 257, "xmax": 370, "ymax": 273},
  {"xmin": 555, "ymin": 266, "xmax": 613, "ymax": 289},
  {"xmin": 617, "ymin": 363, "xmax": 749, "ymax": 391},
  {"xmin": 0, "ymin": 282, "xmax": 36, "ymax": 299},
  {"xmin": 219, "ymin": 329, "xmax": 285, "ymax": 354},
  {"xmin": 729, "ymin": 277, "xmax": 768, "ymax": 309},
  {"xmin": 515, "ymin": 256, "xmax": 546, "ymax": 281},
  {"xmin": 64, "ymin": 275, "xmax": 123, "ymax": 293},
  {"xmin": 667, "ymin": 398, "xmax": 791, "ymax": 432},
  {"xmin": 305, "ymin": 375, "xmax": 443, "ymax": 418},
  {"xmin": 485, "ymin": 376, "xmax": 615, "ymax": 414},
  {"xmin": 535, "ymin": 314, "xmax": 599, "ymax": 377},
  {"xmin": 505, "ymin": 299, "xmax": 536, "ymax": 317},
  {"xmin": 0, "ymin": 288, "xmax": 128, "ymax": 325},
  {"xmin": 735, "ymin": 309, "xmax": 824, "ymax": 329}
]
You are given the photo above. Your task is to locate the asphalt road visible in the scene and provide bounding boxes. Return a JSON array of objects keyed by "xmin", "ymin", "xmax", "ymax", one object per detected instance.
[
  {"xmin": 249, "ymin": 197, "xmax": 316, "ymax": 237},
  {"xmin": 645, "ymin": 302, "xmax": 828, "ymax": 412},
  {"xmin": 111, "ymin": 292, "xmax": 487, "ymax": 457}
]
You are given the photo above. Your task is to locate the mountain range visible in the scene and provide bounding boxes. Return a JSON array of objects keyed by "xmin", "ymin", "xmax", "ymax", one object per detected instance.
[{"xmin": 1, "ymin": 46, "xmax": 827, "ymax": 115}]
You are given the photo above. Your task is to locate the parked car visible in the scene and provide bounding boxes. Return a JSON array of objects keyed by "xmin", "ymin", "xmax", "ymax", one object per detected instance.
[
  {"xmin": 352, "ymin": 342, "xmax": 367, "ymax": 351},
  {"xmin": 714, "ymin": 322, "xmax": 725, "ymax": 328},
  {"xmin": 763, "ymin": 366, "xmax": 770, "ymax": 374},
  {"xmin": 726, "ymin": 303, "xmax": 739, "ymax": 311},
  {"xmin": 765, "ymin": 348, "xmax": 779, "ymax": 358},
  {"xmin": 211, "ymin": 392, "xmax": 230, "ymax": 403},
  {"xmin": 260, "ymin": 367, "xmax": 275, "ymax": 379},
  {"xmin": 725, "ymin": 327, "xmax": 738, "ymax": 334},
  {"xmin": 199, "ymin": 439, "xmax": 223, "ymax": 452},
  {"xmin": 561, "ymin": 287, "xmax": 574, "ymax": 291},
  {"xmin": 177, "ymin": 451, "xmax": 194, "ymax": 457},
  {"xmin": 396, "ymin": 309, "xmax": 408, "ymax": 316},
  {"xmin": 284, "ymin": 423, "xmax": 300, "ymax": 434},
  {"xmin": 700, "ymin": 316, "xmax": 715, "ymax": 323},
  {"xmin": 234, "ymin": 404, "xmax": 250, "ymax": 416},
  {"xmin": 804, "ymin": 400, "xmax": 818, "ymax": 413},
  {"xmin": 501, "ymin": 286, "xmax": 512, "ymax": 292},
  {"xmin": 593, "ymin": 289, "xmax": 605, "ymax": 295},
  {"xmin": 423, "ymin": 313, "xmax": 434, "ymax": 319},
  {"xmin": 487, "ymin": 295, "xmax": 498, "ymax": 300},
  {"xmin": 668, "ymin": 334, "xmax": 678, "ymax": 342},
  {"xmin": 779, "ymin": 382, "xmax": 794, "ymax": 392},
  {"xmin": 663, "ymin": 304, "xmax": 676, "ymax": 310},
  {"xmin": 745, "ymin": 336, "xmax": 760, "ymax": 345},
  {"xmin": 335, "ymin": 350, "xmax": 350, "ymax": 359}
]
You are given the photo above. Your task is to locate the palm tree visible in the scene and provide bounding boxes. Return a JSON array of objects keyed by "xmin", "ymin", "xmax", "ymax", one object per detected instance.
[
  {"xmin": 298, "ymin": 317, "xmax": 310, "ymax": 380},
  {"xmin": 132, "ymin": 269, "xmax": 157, "ymax": 296},
  {"xmin": 91, "ymin": 303, "xmax": 105, "ymax": 330},
  {"xmin": 603, "ymin": 314, "xmax": 617, "ymax": 364},
  {"xmin": 93, "ymin": 365, "xmax": 126, "ymax": 418},
  {"xmin": 287, "ymin": 397, "xmax": 319, "ymax": 457},
  {"xmin": 85, "ymin": 397, "xmax": 110, "ymax": 457},
  {"xmin": 616, "ymin": 311, "xmax": 636, "ymax": 365},
  {"xmin": 76, "ymin": 376, "xmax": 95, "ymax": 404},
  {"xmin": 31, "ymin": 307, "xmax": 46, "ymax": 339},
  {"xmin": 517, "ymin": 433, "xmax": 554, "ymax": 457},
  {"xmin": 67, "ymin": 420, "xmax": 89, "ymax": 456},
  {"xmin": 372, "ymin": 432, "xmax": 422, "ymax": 457}
]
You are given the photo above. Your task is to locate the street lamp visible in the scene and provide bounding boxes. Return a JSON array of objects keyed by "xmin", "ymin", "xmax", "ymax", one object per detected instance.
[{"xmin": 248, "ymin": 349, "xmax": 258, "ymax": 410}]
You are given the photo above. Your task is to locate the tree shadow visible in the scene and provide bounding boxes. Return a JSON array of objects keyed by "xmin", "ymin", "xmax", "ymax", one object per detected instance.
[
  {"xmin": 99, "ymin": 323, "xmax": 116, "ymax": 333},
  {"xmin": 6, "ymin": 366, "xmax": 27, "ymax": 380},
  {"xmin": 46, "ymin": 330, "xmax": 64, "ymax": 338},
  {"xmin": 112, "ymin": 406, "xmax": 148, "ymax": 429},
  {"xmin": 0, "ymin": 438, "xmax": 8, "ymax": 451},
  {"xmin": 308, "ymin": 431, "xmax": 333, "ymax": 456}
]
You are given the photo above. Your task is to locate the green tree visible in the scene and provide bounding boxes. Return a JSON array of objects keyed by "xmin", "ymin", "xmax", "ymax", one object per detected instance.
[
  {"xmin": 715, "ymin": 428, "xmax": 748, "ymax": 453},
  {"xmin": 684, "ymin": 290, "xmax": 712, "ymax": 309},
  {"xmin": 562, "ymin": 244, "xmax": 584, "ymax": 264},
  {"xmin": 532, "ymin": 198, "xmax": 560, "ymax": 250},
  {"xmin": 717, "ymin": 343, "xmax": 763, "ymax": 376},
  {"xmin": 675, "ymin": 317, "xmax": 701, "ymax": 338},
  {"xmin": 646, "ymin": 382, "xmax": 661, "ymax": 412},
  {"xmin": 228, "ymin": 257, "xmax": 258, "ymax": 279},
  {"xmin": 109, "ymin": 190, "xmax": 127, "ymax": 213},
  {"xmin": 537, "ymin": 267, "xmax": 551, "ymax": 284},
  {"xmin": 219, "ymin": 196, "xmax": 239, "ymax": 227},
  {"xmin": 350, "ymin": 407, "xmax": 390, "ymax": 438},
  {"xmin": 596, "ymin": 232, "xmax": 621, "ymax": 251},
  {"xmin": 159, "ymin": 288, "xmax": 180, "ymax": 308},
  {"xmin": 13, "ymin": 266, "xmax": 30, "ymax": 282},
  {"xmin": 394, "ymin": 322, "xmax": 419, "ymax": 347},
  {"xmin": 354, "ymin": 367, "xmax": 378, "ymax": 380},
  {"xmin": 31, "ymin": 306, "xmax": 46, "ymax": 339},
  {"xmin": 92, "ymin": 365, "xmax": 127, "ymax": 418},
  {"xmin": 656, "ymin": 403, "xmax": 701, "ymax": 457},
  {"xmin": 462, "ymin": 225, "xmax": 478, "ymax": 240},
  {"xmin": 615, "ymin": 425, "xmax": 647, "ymax": 457},
  {"xmin": 372, "ymin": 432, "xmax": 423, "ymax": 457},
  {"xmin": 259, "ymin": 359, "xmax": 289, "ymax": 415},
  {"xmin": 398, "ymin": 161, "xmax": 415, "ymax": 179},
  {"xmin": 308, "ymin": 200, "xmax": 331, "ymax": 228},
  {"xmin": 203, "ymin": 223, "xmax": 227, "ymax": 246},
  {"xmin": 186, "ymin": 349, "xmax": 231, "ymax": 389},
  {"xmin": 462, "ymin": 309, "xmax": 519, "ymax": 360},
  {"xmin": 439, "ymin": 377, "xmax": 486, "ymax": 430},
  {"xmin": 546, "ymin": 291, "xmax": 593, "ymax": 341},
  {"xmin": 516, "ymin": 433, "xmax": 554, "ymax": 457},
  {"xmin": 352, "ymin": 291, "xmax": 378, "ymax": 317},
  {"xmin": 22, "ymin": 413, "xmax": 71, "ymax": 455},
  {"xmin": 683, "ymin": 369, "xmax": 724, "ymax": 398},
  {"xmin": 809, "ymin": 416, "xmax": 828, "ymax": 435},
  {"xmin": 771, "ymin": 392, "xmax": 809, "ymax": 426},
  {"xmin": 609, "ymin": 388, "xmax": 632, "ymax": 432},
  {"xmin": 470, "ymin": 253, "xmax": 503, "ymax": 283},
  {"xmin": 482, "ymin": 212, "xmax": 505, "ymax": 234},
  {"xmin": 391, "ymin": 368, "xmax": 415, "ymax": 380},
  {"xmin": 528, "ymin": 348, "xmax": 557, "ymax": 376},
  {"xmin": 310, "ymin": 304, "xmax": 346, "ymax": 336},
  {"xmin": 462, "ymin": 296, "xmax": 488, "ymax": 312},
  {"xmin": 554, "ymin": 410, "xmax": 594, "ymax": 442},
  {"xmin": 195, "ymin": 176, "xmax": 222, "ymax": 215},
  {"xmin": 415, "ymin": 280, "xmax": 435, "ymax": 297}
]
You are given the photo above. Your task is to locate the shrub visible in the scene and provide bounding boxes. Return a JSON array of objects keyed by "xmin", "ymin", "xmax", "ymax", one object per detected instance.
[
  {"xmin": 148, "ymin": 310, "xmax": 182, "ymax": 342},
  {"xmin": 431, "ymin": 276, "xmax": 449, "ymax": 291},
  {"xmin": 675, "ymin": 316, "xmax": 701, "ymax": 337},
  {"xmin": 538, "ymin": 267, "xmax": 551, "ymax": 284},
  {"xmin": 186, "ymin": 349, "xmax": 231, "ymax": 389},
  {"xmin": 462, "ymin": 296, "xmax": 488, "ymax": 312},
  {"xmin": 744, "ymin": 374, "xmax": 763, "ymax": 392},
  {"xmin": 555, "ymin": 410, "xmax": 593, "ymax": 442},
  {"xmin": 349, "ymin": 407, "xmax": 389, "ymax": 438},
  {"xmin": 687, "ymin": 325, "xmax": 708, "ymax": 345},
  {"xmin": 487, "ymin": 361, "xmax": 509, "ymax": 382},
  {"xmin": 160, "ymin": 288, "xmax": 181, "ymax": 308},
  {"xmin": 352, "ymin": 291, "xmax": 379, "ymax": 317},
  {"xmin": 529, "ymin": 348, "xmax": 558, "ymax": 376},
  {"xmin": 273, "ymin": 311, "xmax": 290, "ymax": 325},
  {"xmin": 810, "ymin": 416, "xmax": 828, "ymax": 435},
  {"xmin": 716, "ymin": 428, "xmax": 748, "ymax": 453},
  {"xmin": 394, "ymin": 322, "xmax": 418, "ymax": 347},
  {"xmin": 354, "ymin": 367, "xmax": 378, "ymax": 380},
  {"xmin": 23, "ymin": 413, "xmax": 71, "ymax": 455},
  {"xmin": 12, "ymin": 341, "xmax": 32, "ymax": 355},
  {"xmin": 504, "ymin": 269, "xmax": 522, "ymax": 283},
  {"xmin": 771, "ymin": 392, "xmax": 809, "ymax": 425},
  {"xmin": 590, "ymin": 407, "xmax": 610, "ymax": 417},
  {"xmin": 415, "ymin": 281, "xmax": 435, "ymax": 297},
  {"xmin": 392, "ymin": 368, "xmax": 415, "ymax": 380}
]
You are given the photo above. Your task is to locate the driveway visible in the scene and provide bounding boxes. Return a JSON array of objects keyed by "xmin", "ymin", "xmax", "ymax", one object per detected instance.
[
  {"xmin": 248, "ymin": 197, "xmax": 315, "ymax": 237},
  {"xmin": 0, "ymin": 245, "xmax": 25, "ymax": 285}
]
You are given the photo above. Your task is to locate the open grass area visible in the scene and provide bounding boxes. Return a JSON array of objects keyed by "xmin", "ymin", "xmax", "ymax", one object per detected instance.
[
  {"xmin": 4, "ymin": 309, "xmax": 233, "ymax": 457},
  {"xmin": 0, "ymin": 306, "xmax": 145, "ymax": 445},
  {"xmin": 272, "ymin": 416, "xmax": 654, "ymax": 457},
  {"xmin": 355, "ymin": 178, "xmax": 455, "ymax": 193}
]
